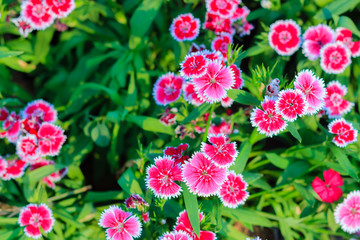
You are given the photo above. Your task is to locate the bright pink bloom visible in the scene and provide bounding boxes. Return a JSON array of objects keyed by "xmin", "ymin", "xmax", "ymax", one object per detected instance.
[
  {"xmin": 141, "ymin": 212, "xmax": 150, "ymax": 224},
  {"xmin": 37, "ymin": 123, "xmax": 66, "ymax": 156},
  {"xmin": 320, "ymin": 42, "xmax": 351, "ymax": 74},
  {"xmin": 250, "ymin": 96, "xmax": 287, "ymax": 137},
  {"xmin": 221, "ymin": 96, "xmax": 234, "ymax": 107},
  {"xmin": 294, "ymin": 70, "xmax": 326, "ymax": 115},
  {"xmin": 44, "ymin": 0, "xmax": 75, "ymax": 18},
  {"xmin": 125, "ymin": 194, "xmax": 149, "ymax": 209},
  {"xmin": 275, "ymin": 89, "xmax": 307, "ymax": 122},
  {"xmin": 146, "ymin": 156, "xmax": 183, "ymax": 199},
  {"xmin": 182, "ymin": 152, "xmax": 227, "ymax": 196},
  {"xmin": 231, "ymin": 6, "xmax": 250, "ymax": 21},
  {"xmin": 21, "ymin": 0, "xmax": 54, "ymax": 30},
  {"xmin": 11, "ymin": 17, "xmax": 33, "ymax": 38},
  {"xmin": 206, "ymin": 0, "xmax": 239, "ymax": 18},
  {"xmin": 192, "ymin": 61, "xmax": 234, "ymax": 103},
  {"xmin": 188, "ymin": 43, "xmax": 206, "ymax": 54},
  {"xmin": 328, "ymin": 118, "xmax": 358, "ymax": 148},
  {"xmin": 202, "ymin": 50, "xmax": 223, "ymax": 62},
  {"xmin": 0, "ymin": 156, "xmax": 7, "ymax": 176},
  {"xmin": 268, "ymin": 19, "xmax": 301, "ymax": 56},
  {"xmin": 201, "ymin": 134, "xmax": 238, "ymax": 168},
  {"xmin": 18, "ymin": 203, "xmax": 55, "ymax": 239},
  {"xmin": 302, "ymin": 24, "xmax": 335, "ymax": 60},
  {"xmin": 159, "ymin": 231, "xmax": 191, "ymax": 240},
  {"xmin": 153, "ymin": 73, "xmax": 184, "ymax": 105},
  {"xmin": 335, "ymin": 191, "xmax": 360, "ymax": 233},
  {"xmin": 211, "ymin": 34, "xmax": 233, "ymax": 60},
  {"xmin": 23, "ymin": 99, "xmax": 58, "ymax": 123},
  {"xmin": 239, "ymin": 20, "xmax": 254, "ymax": 37},
  {"xmin": 208, "ymin": 120, "xmax": 232, "ymax": 135},
  {"xmin": 170, "ymin": 13, "xmax": 200, "ymax": 42},
  {"xmin": 16, "ymin": 135, "xmax": 40, "ymax": 163},
  {"xmin": 1, "ymin": 159, "xmax": 27, "ymax": 180},
  {"xmin": 0, "ymin": 107, "xmax": 9, "ymax": 121},
  {"xmin": 3, "ymin": 112, "xmax": 21, "ymax": 142},
  {"xmin": 99, "ymin": 206, "xmax": 142, "ymax": 240},
  {"xmin": 336, "ymin": 28, "xmax": 360, "ymax": 57},
  {"xmin": 180, "ymin": 52, "xmax": 209, "ymax": 79},
  {"xmin": 229, "ymin": 64, "xmax": 244, "ymax": 89},
  {"xmin": 30, "ymin": 160, "xmax": 67, "ymax": 189},
  {"xmin": 324, "ymin": 81, "xmax": 354, "ymax": 118},
  {"xmin": 203, "ymin": 13, "xmax": 234, "ymax": 35},
  {"xmin": 159, "ymin": 107, "xmax": 177, "ymax": 126},
  {"xmin": 183, "ymin": 81, "xmax": 205, "ymax": 106},
  {"xmin": 218, "ymin": 171, "xmax": 249, "ymax": 208},
  {"xmin": 164, "ymin": 143, "xmax": 190, "ymax": 165},
  {"xmin": 312, "ymin": 169, "xmax": 343, "ymax": 203},
  {"xmin": 175, "ymin": 210, "xmax": 216, "ymax": 240}
]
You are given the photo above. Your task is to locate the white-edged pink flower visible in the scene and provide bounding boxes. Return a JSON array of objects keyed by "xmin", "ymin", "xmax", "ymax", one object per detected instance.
[
  {"xmin": 1, "ymin": 159, "xmax": 27, "ymax": 180},
  {"xmin": 324, "ymin": 81, "xmax": 354, "ymax": 118},
  {"xmin": 170, "ymin": 13, "xmax": 200, "ymax": 42},
  {"xmin": 182, "ymin": 152, "xmax": 228, "ymax": 197},
  {"xmin": 183, "ymin": 81, "xmax": 205, "ymax": 106},
  {"xmin": 99, "ymin": 206, "xmax": 142, "ymax": 240},
  {"xmin": 275, "ymin": 89, "xmax": 307, "ymax": 121},
  {"xmin": 221, "ymin": 96, "xmax": 234, "ymax": 108},
  {"xmin": 335, "ymin": 28, "xmax": 360, "ymax": 58},
  {"xmin": 335, "ymin": 190, "xmax": 360, "ymax": 233},
  {"xmin": 328, "ymin": 118, "xmax": 358, "ymax": 148},
  {"xmin": 250, "ymin": 96, "xmax": 287, "ymax": 137},
  {"xmin": 206, "ymin": 0, "xmax": 239, "ymax": 18},
  {"xmin": 37, "ymin": 123, "xmax": 66, "ymax": 156},
  {"xmin": 158, "ymin": 231, "xmax": 191, "ymax": 240},
  {"xmin": 21, "ymin": 0, "xmax": 54, "ymax": 30},
  {"xmin": 203, "ymin": 12, "xmax": 234, "ymax": 35},
  {"xmin": 180, "ymin": 52, "xmax": 209, "ymax": 79},
  {"xmin": 320, "ymin": 42, "xmax": 351, "ymax": 74},
  {"xmin": 0, "ymin": 156, "xmax": 7, "ymax": 176},
  {"xmin": 18, "ymin": 203, "xmax": 55, "ymax": 239},
  {"xmin": 44, "ymin": 0, "xmax": 75, "ymax": 18},
  {"xmin": 30, "ymin": 160, "xmax": 68, "ymax": 189},
  {"xmin": 294, "ymin": 69, "xmax": 326, "ymax": 115},
  {"xmin": 146, "ymin": 156, "xmax": 183, "ymax": 199},
  {"xmin": 231, "ymin": 6, "xmax": 250, "ymax": 21},
  {"xmin": 218, "ymin": 171, "xmax": 249, "ymax": 208},
  {"xmin": 141, "ymin": 212, "xmax": 150, "ymax": 224},
  {"xmin": 153, "ymin": 73, "xmax": 184, "ymax": 105},
  {"xmin": 16, "ymin": 135, "xmax": 40, "ymax": 163},
  {"xmin": 11, "ymin": 17, "xmax": 33, "ymax": 38},
  {"xmin": 229, "ymin": 64, "xmax": 244, "ymax": 89},
  {"xmin": 201, "ymin": 134, "xmax": 238, "ymax": 168},
  {"xmin": 208, "ymin": 120, "xmax": 232, "ymax": 135},
  {"xmin": 193, "ymin": 61, "xmax": 234, "ymax": 103},
  {"xmin": 211, "ymin": 34, "xmax": 233, "ymax": 60},
  {"xmin": 23, "ymin": 99, "xmax": 58, "ymax": 123},
  {"xmin": 3, "ymin": 112, "xmax": 21, "ymax": 142},
  {"xmin": 239, "ymin": 20, "xmax": 254, "ymax": 37},
  {"xmin": 302, "ymin": 24, "xmax": 335, "ymax": 60},
  {"xmin": 268, "ymin": 19, "xmax": 301, "ymax": 56}
]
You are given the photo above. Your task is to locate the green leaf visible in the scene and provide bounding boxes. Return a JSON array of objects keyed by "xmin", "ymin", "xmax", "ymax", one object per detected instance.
[
  {"xmin": 293, "ymin": 183, "xmax": 315, "ymax": 207},
  {"xmin": 0, "ymin": 50, "xmax": 23, "ymax": 59},
  {"xmin": 91, "ymin": 123, "xmax": 111, "ymax": 147},
  {"xmin": 338, "ymin": 16, "xmax": 360, "ymax": 38},
  {"xmin": 327, "ymin": 208, "xmax": 339, "ymax": 232},
  {"xmin": 287, "ymin": 122, "xmax": 302, "ymax": 142},
  {"xmin": 182, "ymin": 103, "xmax": 211, "ymax": 124},
  {"xmin": 266, "ymin": 153, "xmax": 289, "ymax": 169},
  {"xmin": 279, "ymin": 220, "xmax": 293, "ymax": 240},
  {"xmin": 277, "ymin": 161, "xmax": 311, "ymax": 186},
  {"xmin": 117, "ymin": 168, "xmax": 143, "ymax": 195},
  {"xmin": 126, "ymin": 115, "xmax": 174, "ymax": 135},
  {"xmin": 24, "ymin": 164, "xmax": 66, "ymax": 185},
  {"xmin": 32, "ymin": 28, "xmax": 55, "ymax": 65},
  {"xmin": 182, "ymin": 182, "xmax": 200, "ymax": 237},
  {"xmin": 222, "ymin": 207, "xmax": 274, "ymax": 227},
  {"xmin": 330, "ymin": 145, "xmax": 359, "ymax": 181},
  {"xmin": 53, "ymin": 209, "xmax": 85, "ymax": 229},
  {"xmin": 314, "ymin": 0, "xmax": 360, "ymax": 20},
  {"xmin": 227, "ymin": 89, "xmax": 261, "ymax": 105},
  {"xmin": 230, "ymin": 140, "xmax": 252, "ymax": 173},
  {"xmin": 84, "ymin": 191, "xmax": 125, "ymax": 202},
  {"xmin": 0, "ymin": 217, "xmax": 18, "ymax": 225}
]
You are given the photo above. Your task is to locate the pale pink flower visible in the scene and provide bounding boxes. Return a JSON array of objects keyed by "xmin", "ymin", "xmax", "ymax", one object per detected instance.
[
  {"xmin": 335, "ymin": 191, "xmax": 360, "ymax": 233},
  {"xmin": 302, "ymin": 24, "xmax": 335, "ymax": 60},
  {"xmin": 158, "ymin": 231, "xmax": 191, "ymax": 240},
  {"xmin": 16, "ymin": 135, "xmax": 40, "ymax": 163},
  {"xmin": 37, "ymin": 123, "xmax": 66, "ymax": 156},
  {"xmin": 0, "ymin": 156, "xmax": 7, "ymax": 176},
  {"xmin": 218, "ymin": 171, "xmax": 249, "ymax": 208},
  {"xmin": 11, "ymin": 17, "xmax": 33, "ymax": 38},
  {"xmin": 324, "ymin": 81, "xmax": 354, "ymax": 118}
]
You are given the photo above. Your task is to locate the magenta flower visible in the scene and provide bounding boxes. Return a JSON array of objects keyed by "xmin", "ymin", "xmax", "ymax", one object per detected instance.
[
  {"xmin": 158, "ymin": 231, "xmax": 191, "ymax": 240},
  {"xmin": 312, "ymin": 169, "xmax": 343, "ymax": 203},
  {"xmin": 335, "ymin": 28, "xmax": 360, "ymax": 57},
  {"xmin": 229, "ymin": 64, "xmax": 244, "ymax": 89},
  {"xmin": 170, "ymin": 13, "xmax": 200, "ymax": 42},
  {"xmin": 302, "ymin": 24, "xmax": 335, "ymax": 60},
  {"xmin": 18, "ymin": 203, "xmax": 55, "ymax": 239},
  {"xmin": 201, "ymin": 134, "xmax": 238, "ymax": 168},
  {"xmin": 275, "ymin": 89, "xmax": 307, "ymax": 122},
  {"xmin": 183, "ymin": 81, "xmax": 205, "ymax": 106},
  {"xmin": 141, "ymin": 212, "xmax": 150, "ymax": 224},
  {"xmin": 21, "ymin": 0, "xmax": 54, "ymax": 30},
  {"xmin": 211, "ymin": 34, "xmax": 233, "ymax": 60},
  {"xmin": 16, "ymin": 135, "xmax": 40, "ymax": 163},
  {"xmin": 206, "ymin": 0, "xmax": 239, "ymax": 18},
  {"xmin": 208, "ymin": 119, "xmax": 232, "ymax": 135},
  {"xmin": 218, "ymin": 171, "xmax": 249, "ymax": 208},
  {"xmin": 230, "ymin": 6, "xmax": 250, "ymax": 21},
  {"xmin": 203, "ymin": 13, "xmax": 234, "ymax": 35},
  {"xmin": 23, "ymin": 99, "xmax": 57, "ymax": 123},
  {"xmin": 44, "ymin": 0, "xmax": 75, "ymax": 18},
  {"xmin": 335, "ymin": 191, "xmax": 360, "ymax": 233},
  {"xmin": 30, "ymin": 160, "xmax": 68, "ymax": 189},
  {"xmin": 320, "ymin": 42, "xmax": 351, "ymax": 74},
  {"xmin": 294, "ymin": 69, "xmax": 326, "ymax": 115},
  {"xmin": 182, "ymin": 152, "xmax": 227, "ymax": 196},
  {"xmin": 38, "ymin": 123, "xmax": 66, "ymax": 156},
  {"xmin": 1, "ymin": 159, "xmax": 27, "ymax": 181},
  {"xmin": 180, "ymin": 52, "xmax": 209, "ymax": 79},
  {"xmin": 328, "ymin": 118, "xmax": 358, "ymax": 148},
  {"xmin": 153, "ymin": 73, "xmax": 184, "ymax": 105},
  {"xmin": 99, "ymin": 206, "xmax": 142, "ymax": 240},
  {"xmin": 324, "ymin": 81, "xmax": 354, "ymax": 118},
  {"xmin": 164, "ymin": 143, "xmax": 190, "ymax": 166},
  {"xmin": 146, "ymin": 156, "xmax": 183, "ymax": 199}
]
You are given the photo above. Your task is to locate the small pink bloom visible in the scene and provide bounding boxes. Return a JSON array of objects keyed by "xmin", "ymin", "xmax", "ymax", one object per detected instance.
[
  {"xmin": 335, "ymin": 190, "xmax": 360, "ymax": 233},
  {"xmin": 1, "ymin": 159, "xmax": 27, "ymax": 180},
  {"xmin": 231, "ymin": 6, "xmax": 250, "ymax": 21},
  {"xmin": 159, "ymin": 231, "xmax": 191, "ymax": 240},
  {"xmin": 275, "ymin": 89, "xmax": 307, "ymax": 122},
  {"xmin": 153, "ymin": 73, "xmax": 184, "ymax": 106},
  {"xmin": 37, "ymin": 123, "xmax": 67, "ymax": 156},
  {"xmin": 218, "ymin": 171, "xmax": 249, "ymax": 208},
  {"xmin": 164, "ymin": 143, "xmax": 190, "ymax": 165},
  {"xmin": 302, "ymin": 24, "xmax": 335, "ymax": 60},
  {"xmin": 44, "ymin": 0, "xmax": 75, "ymax": 18},
  {"xmin": 16, "ymin": 135, "xmax": 40, "ymax": 163},
  {"xmin": 206, "ymin": 0, "xmax": 239, "ymax": 18},
  {"xmin": 211, "ymin": 34, "xmax": 233, "ymax": 60},
  {"xmin": 268, "ymin": 19, "xmax": 301, "ymax": 56},
  {"xmin": 324, "ymin": 81, "xmax": 354, "ymax": 118},
  {"xmin": 125, "ymin": 194, "xmax": 149, "ymax": 209},
  {"xmin": 11, "ymin": 17, "xmax": 33, "ymax": 38},
  {"xmin": 18, "ymin": 203, "xmax": 55, "ymax": 239},
  {"xmin": 99, "ymin": 206, "xmax": 142, "ymax": 240},
  {"xmin": 183, "ymin": 81, "xmax": 205, "ymax": 106},
  {"xmin": 312, "ymin": 169, "xmax": 343, "ymax": 203},
  {"xmin": 320, "ymin": 42, "xmax": 351, "ymax": 74},
  {"xmin": 0, "ymin": 107, "xmax": 9, "ymax": 121},
  {"xmin": 221, "ymin": 96, "xmax": 234, "ymax": 107},
  {"xmin": 336, "ymin": 27, "xmax": 360, "ymax": 58},
  {"xmin": 170, "ymin": 13, "xmax": 200, "ymax": 42},
  {"xmin": 239, "ymin": 20, "xmax": 254, "ymax": 37},
  {"xmin": 202, "ymin": 50, "xmax": 223, "ymax": 62},
  {"xmin": 3, "ymin": 112, "xmax": 21, "ymax": 142},
  {"xmin": 146, "ymin": 156, "xmax": 183, "ymax": 199},
  {"xmin": 30, "ymin": 160, "xmax": 67, "ymax": 189},
  {"xmin": 328, "ymin": 118, "xmax": 358, "ymax": 148},
  {"xmin": 208, "ymin": 120, "xmax": 232, "ymax": 135},
  {"xmin": 229, "ymin": 64, "xmax": 244, "ymax": 89},
  {"xmin": 0, "ymin": 156, "xmax": 7, "ymax": 176},
  {"xmin": 23, "ymin": 99, "xmax": 58, "ymax": 123},
  {"xmin": 180, "ymin": 52, "xmax": 209, "ymax": 79},
  {"xmin": 159, "ymin": 108, "xmax": 177, "ymax": 126},
  {"xmin": 193, "ymin": 61, "xmax": 234, "ymax": 103},
  {"xmin": 250, "ymin": 96, "xmax": 287, "ymax": 137},
  {"xmin": 21, "ymin": 0, "xmax": 54, "ymax": 30},
  {"xmin": 294, "ymin": 69, "xmax": 326, "ymax": 115},
  {"xmin": 201, "ymin": 134, "xmax": 238, "ymax": 168},
  {"xmin": 203, "ymin": 13, "xmax": 234, "ymax": 35},
  {"xmin": 182, "ymin": 152, "xmax": 228, "ymax": 196},
  {"xmin": 141, "ymin": 212, "xmax": 150, "ymax": 224}
]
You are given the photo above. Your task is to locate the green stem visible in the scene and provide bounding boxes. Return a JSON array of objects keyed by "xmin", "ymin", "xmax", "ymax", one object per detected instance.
[
  {"xmin": 202, "ymin": 103, "xmax": 216, "ymax": 142},
  {"xmin": 47, "ymin": 185, "xmax": 92, "ymax": 203}
]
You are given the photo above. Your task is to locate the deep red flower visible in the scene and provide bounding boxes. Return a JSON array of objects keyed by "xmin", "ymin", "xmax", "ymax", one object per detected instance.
[
  {"xmin": 164, "ymin": 143, "xmax": 190, "ymax": 165},
  {"xmin": 0, "ymin": 107, "xmax": 9, "ymax": 121},
  {"xmin": 312, "ymin": 169, "xmax": 343, "ymax": 203},
  {"xmin": 159, "ymin": 107, "xmax": 177, "ymax": 126}
]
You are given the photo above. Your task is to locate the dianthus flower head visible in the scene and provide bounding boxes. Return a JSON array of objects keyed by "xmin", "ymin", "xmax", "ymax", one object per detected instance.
[
  {"xmin": 268, "ymin": 19, "xmax": 301, "ymax": 56},
  {"xmin": 201, "ymin": 134, "xmax": 238, "ymax": 168},
  {"xmin": 188, "ymin": 43, "xmax": 206, "ymax": 54},
  {"xmin": 211, "ymin": 34, "xmax": 233, "ymax": 60},
  {"xmin": 22, "ymin": 99, "xmax": 58, "ymax": 123},
  {"xmin": 146, "ymin": 156, "xmax": 183, "ymax": 199},
  {"xmin": 328, "ymin": 118, "xmax": 358, "ymax": 148},
  {"xmin": 324, "ymin": 81, "xmax": 354, "ymax": 118},
  {"xmin": 275, "ymin": 89, "xmax": 307, "ymax": 122},
  {"xmin": 170, "ymin": 13, "xmax": 200, "ymax": 42},
  {"xmin": 16, "ymin": 134, "xmax": 40, "ymax": 164},
  {"xmin": 320, "ymin": 42, "xmax": 351, "ymax": 74},
  {"xmin": 174, "ymin": 210, "xmax": 216, "ymax": 240},
  {"xmin": 231, "ymin": 6, "xmax": 250, "ymax": 21},
  {"xmin": 294, "ymin": 69, "xmax": 326, "ymax": 115},
  {"xmin": 44, "ymin": 0, "xmax": 75, "ymax": 18},
  {"xmin": 335, "ymin": 27, "xmax": 360, "ymax": 58},
  {"xmin": 206, "ymin": 0, "xmax": 240, "ymax": 19},
  {"xmin": 208, "ymin": 120, "xmax": 232, "ymax": 135},
  {"xmin": 153, "ymin": 73, "xmax": 184, "ymax": 106},
  {"xmin": 0, "ymin": 156, "xmax": 7, "ymax": 176},
  {"xmin": 1, "ymin": 159, "xmax": 27, "ymax": 181},
  {"xmin": 2, "ymin": 112, "xmax": 21, "ymax": 142},
  {"xmin": 183, "ymin": 81, "xmax": 205, "ymax": 106},
  {"xmin": 192, "ymin": 61, "xmax": 234, "ymax": 103},
  {"xmin": 11, "ymin": 17, "xmax": 33, "ymax": 38},
  {"xmin": 99, "ymin": 206, "xmax": 142, "ymax": 240},
  {"xmin": 302, "ymin": 24, "xmax": 335, "ymax": 60},
  {"xmin": 18, "ymin": 203, "xmax": 55, "ymax": 239},
  {"xmin": 180, "ymin": 52, "xmax": 209, "ymax": 79},
  {"xmin": 218, "ymin": 171, "xmax": 249, "ymax": 208},
  {"xmin": 239, "ymin": 20, "xmax": 254, "ymax": 37},
  {"xmin": 0, "ymin": 107, "xmax": 9, "ymax": 121},
  {"xmin": 182, "ymin": 152, "xmax": 228, "ymax": 196},
  {"xmin": 164, "ymin": 143, "xmax": 190, "ymax": 166},
  {"xmin": 30, "ymin": 160, "xmax": 68, "ymax": 189},
  {"xmin": 221, "ymin": 96, "xmax": 234, "ymax": 108},
  {"xmin": 159, "ymin": 231, "xmax": 191, "ymax": 240},
  {"xmin": 250, "ymin": 96, "xmax": 287, "ymax": 137},
  {"xmin": 229, "ymin": 64, "xmax": 244, "ymax": 89},
  {"xmin": 21, "ymin": 0, "xmax": 54, "ymax": 30},
  {"xmin": 159, "ymin": 107, "xmax": 177, "ymax": 126},
  {"xmin": 37, "ymin": 122, "xmax": 66, "ymax": 156},
  {"xmin": 125, "ymin": 194, "xmax": 149, "ymax": 209},
  {"xmin": 312, "ymin": 169, "xmax": 343, "ymax": 203},
  {"xmin": 203, "ymin": 13, "xmax": 234, "ymax": 35},
  {"xmin": 335, "ymin": 190, "xmax": 360, "ymax": 233}
]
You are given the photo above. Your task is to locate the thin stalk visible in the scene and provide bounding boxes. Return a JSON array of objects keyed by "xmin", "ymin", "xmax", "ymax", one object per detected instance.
[
  {"xmin": 47, "ymin": 185, "xmax": 92, "ymax": 203},
  {"xmin": 202, "ymin": 103, "xmax": 216, "ymax": 142}
]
